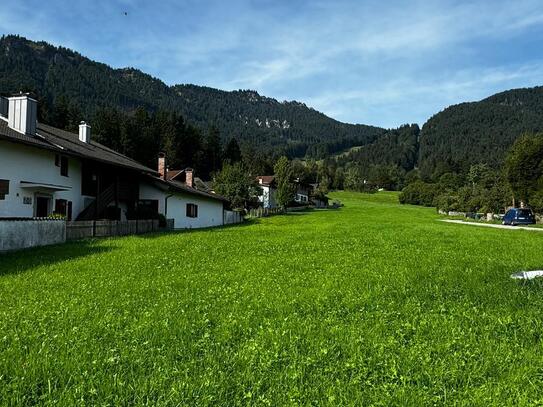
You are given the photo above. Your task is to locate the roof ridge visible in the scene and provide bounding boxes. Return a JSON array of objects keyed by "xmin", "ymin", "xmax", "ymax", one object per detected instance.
[{"xmin": 37, "ymin": 123, "xmax": 157, "ymax": 173}]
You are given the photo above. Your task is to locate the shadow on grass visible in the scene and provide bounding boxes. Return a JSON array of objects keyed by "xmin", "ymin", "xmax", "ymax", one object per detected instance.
[
  {"xmin": 140, "ymin": 210, "xmax": 322, "ymax": 240},
  {"xmin": 0, "ymin": 240, "xmax": 114, "ymax": 276},
  {"xmin": 132, "ymin": 218, "xmax": 260, "ymax": 240},
  {"xmin": 134, "ymin": 211, "xmax": 320, "ymax": 240},
  {"xmin": 285, "ymin": 211, "xmax": 314, "ymax": 216}
]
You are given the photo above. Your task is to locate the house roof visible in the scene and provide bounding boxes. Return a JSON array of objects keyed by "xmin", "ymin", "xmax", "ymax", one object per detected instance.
[
  {"xmin": 256, "ymin": 175, "xmax": 276, "ymax": 186},
  {"xmin": 0, "ymin": 113, "xmax": 230, "ymax": 204},
  {"xmin": 151, "ymin": 176, "xmax": 228, "ymax": 202},
  {"xmin": 194, "ymin": 177, "xmax": 212, "ymax": 192},
  {"xmin": 295, "ymin": 178, "xmax": 314, "ymax": 188},
  {"xmin": 0, "ymin": 118, "xmax": 158, "ymax": 175},
  {"xmin": 166, "ymin": 169, "xmax": 184, "ymax": 180}
]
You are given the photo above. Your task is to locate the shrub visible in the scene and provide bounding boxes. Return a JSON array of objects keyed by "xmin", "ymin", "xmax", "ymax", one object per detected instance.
[
  {"xmin": 399, "ymin": 181, "xmax": 440, "ymax": 207},
  {"xmin": 434, "ymin": 194, "xmax": 458, "ymax": 212}
]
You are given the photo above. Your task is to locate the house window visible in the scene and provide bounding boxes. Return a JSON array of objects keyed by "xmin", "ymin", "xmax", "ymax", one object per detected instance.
[
  {"xmin": 56, "ymin": 155, "xmax": 69, "ymax": 176},
  {"xmin": 186, "ymin": 203, "xmax": 198, "ymax": 218},
  {"xmin": 60, "ymin": 156, "xmax": 69, "ymax": 177},
  {"xmin": 54, "ymin": 199, "xmax": 73, "ymax": 220},
  {"xmin": 35, "ymin": 194, "xmax": 52, "ymax": 218},
  {"xmin": 0, "ymin": 179, "xmax": 9, "ymax": 200}
]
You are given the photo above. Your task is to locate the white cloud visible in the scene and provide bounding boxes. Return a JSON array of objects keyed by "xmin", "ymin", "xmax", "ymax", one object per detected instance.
[
  {"xmin": 305, "ymin": 62, "xmax": 543, "ymax": 127},
  {"xmin": 1, "ymin": 0, "xmax": 543, "ymax": 127}
]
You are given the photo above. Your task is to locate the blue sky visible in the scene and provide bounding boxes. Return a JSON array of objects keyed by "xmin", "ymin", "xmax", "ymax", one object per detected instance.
[{"xmin": 1, "ymin": 0, "xmax": 543, "ymax": 128}]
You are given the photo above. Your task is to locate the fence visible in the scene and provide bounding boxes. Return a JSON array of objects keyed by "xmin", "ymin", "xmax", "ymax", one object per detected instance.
[
  {"xmin": 0, "ymin": 219, "xmax": 66, "ymax": 252},
  {"xmin": 248, "ymin": 207, "xmax": 285, "ymax": 218},
  {"xmin": 66, "ymin": 219, "xmax": 162, "ymax": 240},
  {"xmin": 1, "ymin": 218, "xmax": 174, "ymax": 252},
  {"xmin": 224, "ymin": 210, "xmax": 244, "ymax": 225}
]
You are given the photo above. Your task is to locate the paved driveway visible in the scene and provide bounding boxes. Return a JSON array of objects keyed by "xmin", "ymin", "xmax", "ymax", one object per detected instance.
[{"xmin": 440, "ymin": 219, "xmax": 543, "ymax": 232}]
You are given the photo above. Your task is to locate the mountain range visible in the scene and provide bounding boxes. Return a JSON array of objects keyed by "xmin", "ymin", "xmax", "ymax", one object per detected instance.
[
  {"xmin": 2, "ymin": 34, "xmax": 543, "ymax": 179},
  {"xmin": 0, "ymin": 35, "xmax": 385, "ymax": 159}
]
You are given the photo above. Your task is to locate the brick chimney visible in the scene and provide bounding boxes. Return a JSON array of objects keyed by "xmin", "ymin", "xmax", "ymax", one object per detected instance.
[
  {"xmin": 185, "ymin": 168, "xmax": 194, "ymax": 188},
  {"xmin": 8, "ymin": 93, "xmax": 37, "ymax": 135},
  {"xmin": 158, "ymin": 152, "xmax": 166, "ymax": 179}
]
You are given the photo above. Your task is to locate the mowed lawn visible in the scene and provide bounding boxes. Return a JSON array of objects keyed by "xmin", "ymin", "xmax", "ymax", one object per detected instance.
[{"xmin": 2, "ymin": 192, "xmax": 543, "ymax": 405}]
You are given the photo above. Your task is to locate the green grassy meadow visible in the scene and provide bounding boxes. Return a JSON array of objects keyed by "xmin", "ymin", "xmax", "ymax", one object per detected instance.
[{"xmin": 2, "ymin": 192, "xmax": 543, "ymax": 405}]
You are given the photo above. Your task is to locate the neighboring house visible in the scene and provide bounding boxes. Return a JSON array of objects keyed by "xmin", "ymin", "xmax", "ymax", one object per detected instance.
[
  {"xmin": 0, "ymin": 94, "xmax": 229, "ymax": 229},
  {"xmin": 313, "ymin": 195, "xmax": 329, "ymax": 208},
  {"xmin": 256, "ymin": 175, "xmax": 277, "ymax": 209},
  {"xmin": 294, "ymin": 178, "xmax": 312, "ymax": 204},
  {"xmin": 139, "ymin": 154, "xmax": 228, "ymax": 229},
  {"xmin": 256, "ymin": 174, "xmax": 329, "ymax": 208}
]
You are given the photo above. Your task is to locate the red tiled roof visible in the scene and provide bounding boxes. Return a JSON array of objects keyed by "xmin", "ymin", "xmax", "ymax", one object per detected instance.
[
  {"xmin": 256, "ymin": 175, "xmax": 275, "ymax": 186},
  {"xmin": 166, "ymin": 169, "xmax": 183, "ymax": 180},
  {"xmin": 150, "ymin": 176, "xmax": 228, "ymax": 202}
]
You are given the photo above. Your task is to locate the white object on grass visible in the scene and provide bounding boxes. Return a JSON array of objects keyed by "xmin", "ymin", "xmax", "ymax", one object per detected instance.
[{"xmin": 510, "ymin": 270, "xmax": 543, "ymax": 280}]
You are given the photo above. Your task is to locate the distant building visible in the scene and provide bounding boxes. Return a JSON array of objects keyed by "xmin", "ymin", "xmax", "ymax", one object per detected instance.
[
  {"xmin": 256, "ymin": 175, "xmax": 277, "ymax": 208},
  {"xmin": 256, "ymin": 175, "xmax": 328, "ymax": 208},
  {"xmin": 294, "ymin": 178, "xmax": 311, "ymax": 204}
]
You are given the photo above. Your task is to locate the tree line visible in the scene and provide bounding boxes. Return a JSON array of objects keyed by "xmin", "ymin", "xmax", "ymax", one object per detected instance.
[{"xmin": 399, "ymin": 133, "xmax": 543, "ymax": 214}]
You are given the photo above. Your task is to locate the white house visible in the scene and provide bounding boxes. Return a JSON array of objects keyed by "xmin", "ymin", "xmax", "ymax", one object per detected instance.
[
  {"xmin": 256, "ymin": 175, "xmax": 277, "ymax": 209},
  {"xmin": 256, "ymin": 176, "xmax": 322, "ymax": 208},
  {"xmin": 0, "ymin": 94, "xmax": 229, "ymax": 229},
  {"xmin": 138, "ymin": 154, "xmax": 227, "ymax": 229}
]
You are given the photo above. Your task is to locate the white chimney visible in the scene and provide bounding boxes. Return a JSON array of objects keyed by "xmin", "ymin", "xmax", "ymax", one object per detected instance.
[
  {"xmin": 8, "ymin": 94, "xmax": 37, "ymax": 135},
  {"xmin": 79, "ymin": 121, "xmax": 91, "ymax": 143}
]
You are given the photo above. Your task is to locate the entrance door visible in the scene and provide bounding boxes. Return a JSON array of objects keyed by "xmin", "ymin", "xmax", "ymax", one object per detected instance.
[{"xmin": 35, "ymin": 196, "xmax": 51, "ymax": 218}]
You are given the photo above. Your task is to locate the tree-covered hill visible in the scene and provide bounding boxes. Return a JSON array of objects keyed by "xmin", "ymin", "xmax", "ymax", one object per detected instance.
[
  {"xmin": 172, "ymin": 84, "xmax": 385, "ymax": 157},
  {"xmin": 3, "ymin": 34, "xmax": 543, "ymax": 182},
  {"xmin": 336, "ymin": 124, "xmax": 420, "ymax": 172},
  {"xmin": 419, "ymin": 87, "xmax": 543, "ymax": 179},
  {"xmin": 0, "ymin": 35, "xmax": 385, "ymax": 157}
]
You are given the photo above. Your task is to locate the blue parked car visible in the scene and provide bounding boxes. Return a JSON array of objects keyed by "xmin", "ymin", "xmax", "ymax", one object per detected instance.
[{"xmin": 502, "ymin": 208, "xmax": 536, "ymax": 226}]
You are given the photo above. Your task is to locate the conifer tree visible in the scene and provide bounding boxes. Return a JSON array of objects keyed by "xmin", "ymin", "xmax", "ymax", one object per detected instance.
[{"xmin": 274, "ymin": 156, "xmax": 296, "ymax": 209}]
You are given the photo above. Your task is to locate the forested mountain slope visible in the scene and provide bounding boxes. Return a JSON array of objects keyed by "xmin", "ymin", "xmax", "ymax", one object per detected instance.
[
  {"xmin": 419, "ymin": 87, "xmax": 543, "ymax": 179},
  {"xmin": 0, "ymin": 35, "xmax": 385, "ymax": 157},
  {"xmin": 2, "ymin": 34, "xmax": 543, "ymax": 180}
]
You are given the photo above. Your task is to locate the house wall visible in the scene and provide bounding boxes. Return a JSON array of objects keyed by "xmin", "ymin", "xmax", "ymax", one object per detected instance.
[
  {"xmin": 139, "ymin": 181, "xmax": 168, "ymax": 214},
  {"xmin": 139, "ymin": 181, "xmax": 224, "ymax": 229},
  {"xmin": 0, "ymin": 140, "xmax": 86, "ymax": 218},
  {"xmin": 167, "ymin": 194, "xmax": 223, "ymax": 229},
  {"xmin": 295, "ymin": 185, "xmax": 310, "ymax": 203},
  {"xmin": 259, "ymin": 185, "xmax": 277, "ymax": 209}
]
